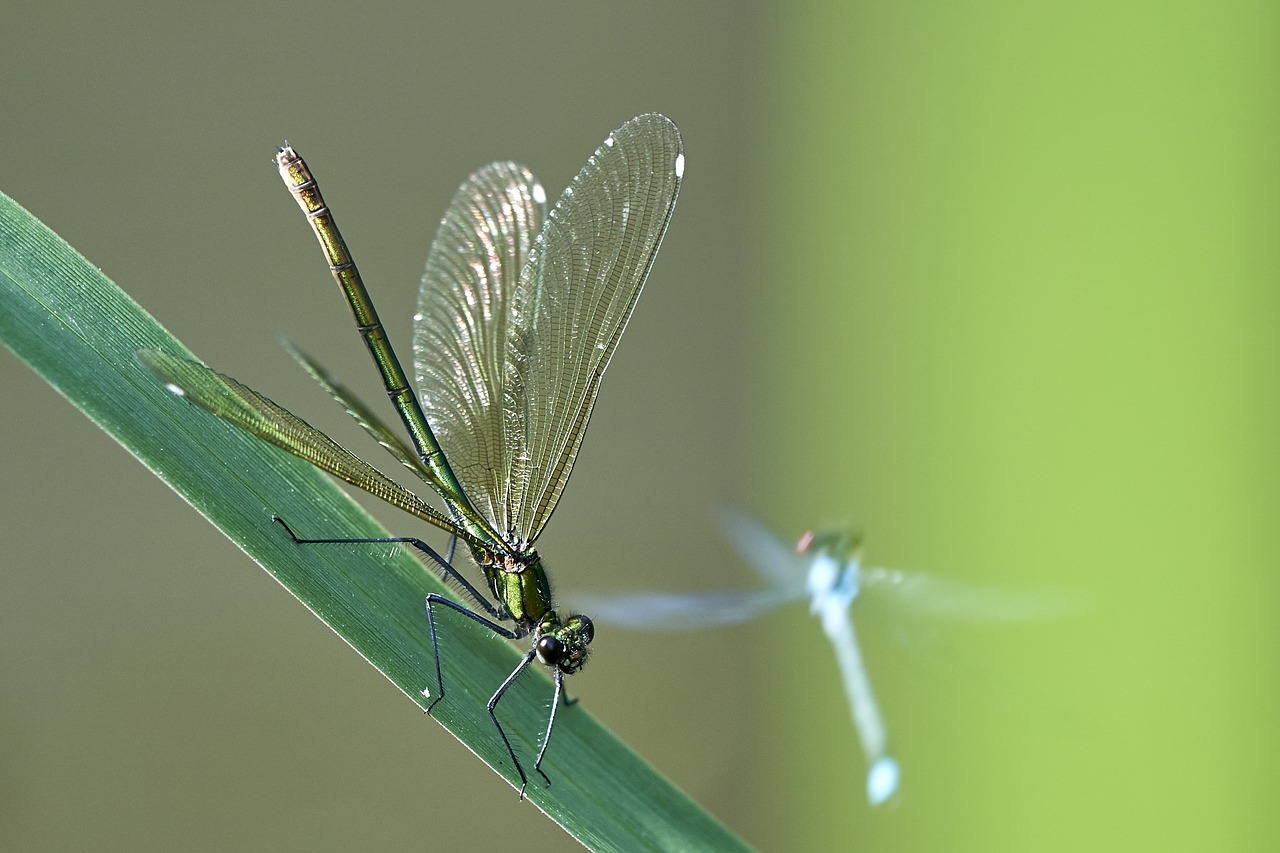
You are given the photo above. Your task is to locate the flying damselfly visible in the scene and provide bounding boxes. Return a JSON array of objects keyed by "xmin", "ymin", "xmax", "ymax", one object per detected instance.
[
  {"xmin": 140, "ymin": 113, "xmax": 684, "ymax": 796},
  {"xmin": 575, "ymin": 510, "xmax": 1068, "ymax": 806}
]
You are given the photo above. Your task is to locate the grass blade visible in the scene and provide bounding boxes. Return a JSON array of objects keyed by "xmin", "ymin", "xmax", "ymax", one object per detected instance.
[{"xmin": 0, "ymin": 189, "xmax": 752, "ymax": 853}]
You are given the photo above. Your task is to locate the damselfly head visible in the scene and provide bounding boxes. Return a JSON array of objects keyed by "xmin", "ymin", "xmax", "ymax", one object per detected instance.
[
  {"xmin": 534, "ymin": 613, "xmax": 594, "ymax": 674},
  {"xmin": 796, "ymin": 528, "xmax": 864, "ymax": 562},
  {"xmin": 800, "ymin": 529, "xmax": 865, "ymax": 604}
]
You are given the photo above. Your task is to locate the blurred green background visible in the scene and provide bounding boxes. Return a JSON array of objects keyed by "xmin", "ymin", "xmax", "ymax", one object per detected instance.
[{"xmin": 2, "ymin": 1, "xmax": 1277, "ymax": 850}]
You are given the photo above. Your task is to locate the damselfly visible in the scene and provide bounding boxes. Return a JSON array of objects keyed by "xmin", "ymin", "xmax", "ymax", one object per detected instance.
[
  {"xmin": 140, "ymin": 114, "xmax": 683, "ymax": 796},
  {"xmin": 576, "ymin": 510, "xmax": 1067, "ymax": 805}
]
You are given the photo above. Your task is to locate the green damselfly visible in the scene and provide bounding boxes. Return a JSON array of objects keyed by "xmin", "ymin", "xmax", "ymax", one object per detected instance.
[{"xmin": 140, "ymin": 114, "xmax": 683, "ymax": 796}]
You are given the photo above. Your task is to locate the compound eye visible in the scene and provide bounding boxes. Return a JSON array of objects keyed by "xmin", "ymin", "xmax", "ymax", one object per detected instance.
[
  {"xmin": 535, "ymin": 635, "xmax": 562, "ymax": 666},
  {"xmin": 574, "ymin": 615, "xmax": 595, "ymax": 645}
]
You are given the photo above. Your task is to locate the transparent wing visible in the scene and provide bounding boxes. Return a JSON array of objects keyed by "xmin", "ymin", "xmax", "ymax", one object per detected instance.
[
  {"xmin": 718, "ymin": 508, "xmax": 811, "ymax": 590},
  {"xmin": 282, "ymin": 341, "xmax": 498, "ymax": 540},
  {"xmin": 861, "ymin": 567, "xmax": 1082, "ymax": 622},
  {"xmin": 574, "ymin": 510, "xmax": 810, "ymax": 630},
  {"xmin": 413, "ymin": 161, "xmax": 545, "ymax": 540},
  {"xmin": 285, "ymin": 343, "xmax": 443, "ymax": 492},
  {"xmin": 572, "ymin": 586, "xmax": 802, "ymax": 631},
  {"xmin": 508, "ymin": 114, "xmax": 683, "ymax": 544},
  {"xmin": 138, "ymin": 349, "xmax": 473, "ymax": 542}
]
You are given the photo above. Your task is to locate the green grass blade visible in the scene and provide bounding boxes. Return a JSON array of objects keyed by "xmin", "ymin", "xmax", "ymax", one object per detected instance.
[{"xmin": 0, "ymin": 190, "xmax": 753, "ymax": 853}]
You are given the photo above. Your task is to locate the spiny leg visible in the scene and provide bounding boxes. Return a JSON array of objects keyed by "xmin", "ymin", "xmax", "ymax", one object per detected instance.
[
  {"xmin": 274, "ymin": 516, "xmax": 498, "ymax": 616},
  {"xmin": 423, "ymin": 593, "xmax": 520, "ymax": 716},
  {"xmin": 277, "ymin": 517, "xmax": 543, "ymax": 797},
  {"xmin": 488, "ymin": 649, "xmax": 538, "ymax": 798},
  {"xmin": 533, "ymin": 668, "xmax": 564, "ymax": 782}
]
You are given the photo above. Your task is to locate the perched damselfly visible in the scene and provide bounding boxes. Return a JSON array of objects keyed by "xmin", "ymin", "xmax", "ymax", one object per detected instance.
[
  {"xmin": 576, "ymin": 510, "xmax": 1067, "ymax": 805},
  {"xmin": 140, "ymin": 113, "xmax": 683, "ymax": 796}
]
